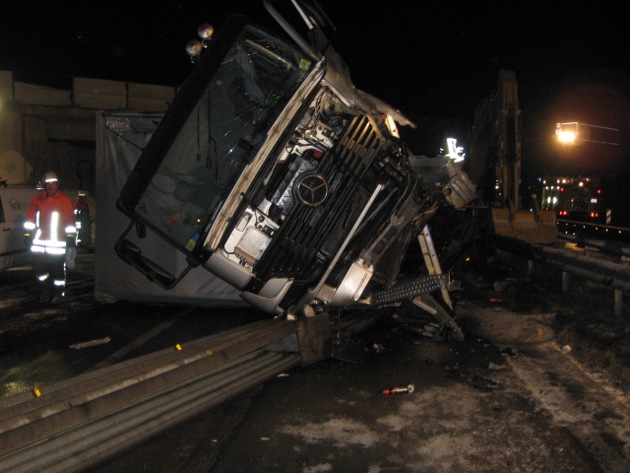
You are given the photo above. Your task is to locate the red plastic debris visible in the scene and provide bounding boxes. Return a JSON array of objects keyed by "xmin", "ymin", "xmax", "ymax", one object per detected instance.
[{"xmin": 381, "ymin": 384, "xmax": 415, "ymax": 395}]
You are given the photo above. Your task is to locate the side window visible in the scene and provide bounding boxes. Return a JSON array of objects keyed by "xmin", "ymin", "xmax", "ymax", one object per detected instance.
[{"xmin": 0, "ymin": 196, "xmax": 5, "ymax": 224}]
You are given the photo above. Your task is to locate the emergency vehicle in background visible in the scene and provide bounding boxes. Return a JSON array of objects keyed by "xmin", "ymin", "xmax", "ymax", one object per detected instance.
[{"xmin": 540, "ymin": 176, "xmax": 605, "ymax": 223}]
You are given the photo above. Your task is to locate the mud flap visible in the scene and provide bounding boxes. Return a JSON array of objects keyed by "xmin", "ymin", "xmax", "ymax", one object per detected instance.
[{"xmin": 492, "ymin": 208, "xmax": 557, "ymax": 244}]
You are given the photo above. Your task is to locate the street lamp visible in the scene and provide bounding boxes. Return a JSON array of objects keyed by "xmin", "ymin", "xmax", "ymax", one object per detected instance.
[{"xmin": 555, "ymin": 122, "xmax": 619, "ymax": 145}]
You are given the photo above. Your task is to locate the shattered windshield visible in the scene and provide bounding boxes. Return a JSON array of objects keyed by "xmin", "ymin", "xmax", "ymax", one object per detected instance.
[{"xmin": 135, "ymin": 24, "xmax": 312, "ymax": 252}]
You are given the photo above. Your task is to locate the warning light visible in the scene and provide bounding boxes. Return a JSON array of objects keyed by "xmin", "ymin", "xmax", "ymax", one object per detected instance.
[{"xmin": 445, "ymin": 137, "xmax": 465, "ymax": 163}]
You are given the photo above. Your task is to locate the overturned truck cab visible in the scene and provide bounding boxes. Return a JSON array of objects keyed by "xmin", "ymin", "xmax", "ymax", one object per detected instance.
[{"xmin": 115, "ymin": 4, "xmax": 475, "ymax": 324}]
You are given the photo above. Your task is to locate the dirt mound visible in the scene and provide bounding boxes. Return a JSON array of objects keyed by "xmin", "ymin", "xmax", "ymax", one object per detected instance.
[{"xmin": 457, "ymin": 302, "xmax": 556, "ymax": 344}]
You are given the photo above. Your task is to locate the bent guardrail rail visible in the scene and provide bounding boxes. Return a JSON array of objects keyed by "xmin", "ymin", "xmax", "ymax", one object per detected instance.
[{"xmin": 0, "ymin": 319, "xmax": 300, "ymax": 473}]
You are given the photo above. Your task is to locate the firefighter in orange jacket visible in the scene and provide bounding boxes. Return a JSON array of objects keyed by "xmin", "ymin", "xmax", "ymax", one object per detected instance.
[{"xmin": 23, "ymin": 171, "xmax": 77, "ymax": 302}]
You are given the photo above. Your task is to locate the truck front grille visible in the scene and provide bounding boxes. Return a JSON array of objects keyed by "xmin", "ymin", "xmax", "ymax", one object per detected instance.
[{"xmin": 254, "ymin": 115, "xmax": 385, "ymax": 282}]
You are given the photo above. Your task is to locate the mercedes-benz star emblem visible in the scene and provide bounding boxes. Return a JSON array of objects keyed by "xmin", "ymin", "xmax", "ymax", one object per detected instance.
[{"xmin": 295, "ymin": 173, "xmax": 328, "ymax": 207}]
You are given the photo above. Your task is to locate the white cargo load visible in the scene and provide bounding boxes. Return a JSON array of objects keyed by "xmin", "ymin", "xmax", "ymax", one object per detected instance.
[{"xmin": 95, "ymin": 111, "xmax": 243, "ymax": 307}]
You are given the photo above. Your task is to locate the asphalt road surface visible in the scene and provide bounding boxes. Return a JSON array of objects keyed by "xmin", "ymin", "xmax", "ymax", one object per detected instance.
[{"xmin": 1, "ymin": 250, "xmax": 629, "ymax": 472}]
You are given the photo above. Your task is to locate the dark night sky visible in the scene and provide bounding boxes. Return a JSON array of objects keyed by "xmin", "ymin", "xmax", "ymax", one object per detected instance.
[{"xmin": 2, "ymin": 1, "xmax": 629, "ymax": 176}]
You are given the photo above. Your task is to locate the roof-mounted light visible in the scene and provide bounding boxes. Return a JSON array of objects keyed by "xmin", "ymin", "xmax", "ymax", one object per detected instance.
[
  {"xmin": 185, "ymin": 23, "xmax": 215, "ymax": 63},
  {"xmin": 186, "ymin": 40, "xmax": 203, "ymax": 60},
  {"xmin": 198, "ymin": 24, "xmax": 214, "ymax": 44}
]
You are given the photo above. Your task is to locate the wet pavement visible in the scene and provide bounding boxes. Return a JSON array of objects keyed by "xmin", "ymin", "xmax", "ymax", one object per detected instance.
[
  {"xmin": 208, "ymin": 335, "xmax": 603, "ymax": 472},
  {"xmin": 1, "ymin": 250, "xmax": 630, "ymax": 472}
]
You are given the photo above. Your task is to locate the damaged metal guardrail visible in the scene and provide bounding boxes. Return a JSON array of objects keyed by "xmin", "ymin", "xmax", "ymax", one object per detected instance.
[
  {"xmin": 558, "ymin": 230, "xmax": 630, "ymax": 260},
  {"xmin": 0, "ymin": 318, "xmax": 301, "ymax": 473},
  {"xmin": 494, "ymin": 234, "xmax": 630, "ymax": 315},
  {"xmin": 0, "ymin": 307, "xmax": 383, "ymax": 473}
]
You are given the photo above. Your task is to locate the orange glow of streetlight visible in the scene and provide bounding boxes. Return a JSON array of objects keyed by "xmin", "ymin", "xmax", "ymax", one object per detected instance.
[{"xmin": 555, "ymin": 121, "xmax": 618, "ymax": 145}]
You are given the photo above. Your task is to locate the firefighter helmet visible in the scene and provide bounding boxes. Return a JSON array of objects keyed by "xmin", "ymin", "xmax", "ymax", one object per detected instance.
[{"xmin": 42, "ymin": 171, "xmax": 59, "ymax": 183}]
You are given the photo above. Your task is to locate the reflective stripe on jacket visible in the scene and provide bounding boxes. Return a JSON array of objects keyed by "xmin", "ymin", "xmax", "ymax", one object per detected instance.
[{"xmin": 24, "ymin": 190, "xmax": 76, "ymax": 255}]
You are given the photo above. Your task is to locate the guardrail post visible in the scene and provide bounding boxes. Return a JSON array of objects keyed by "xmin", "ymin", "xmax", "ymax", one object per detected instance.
[
  {"xmin": 562, "ymin": 271, "xmax": 570, "ymax": 293},
  {"xmin": 614, "ymin": 289, "xmax": 623, "ymax": 316},
  {"xmin": 527, "ymin": 260, "xmax": 535, "ymax": 279}
]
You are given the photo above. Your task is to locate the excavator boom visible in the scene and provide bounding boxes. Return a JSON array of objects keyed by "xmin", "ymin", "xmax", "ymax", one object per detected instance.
[{"xmin": 469, "ymin": 70, "xmax": 557, "ymax": 244}]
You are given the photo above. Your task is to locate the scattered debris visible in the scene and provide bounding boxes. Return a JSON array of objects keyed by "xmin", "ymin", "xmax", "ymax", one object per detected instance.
[
  {"xmin": 276, "ymin": 373, "xmax": 290, "ymax": 378},
  {"xmin": 372, "ymin": 343, "xmax": 385, "ymax": 353},
  {"xmin": 399, "ymin": 321, "xmax": 449, "ymax": 342},
  {"xmin": 493, "ymin": 280, "xmax": 509, "ymax": 292},
  {"xmin": 456, "ymin": 372, "xmax": 502, "ymax": 391},
  {"xmin": 329, "ymin": 337, "xmax": 368, "ymax": 364},
  {"xmin": 488, "ymin": 362, "xmax": 506, "ymax": 371},
  {"xmin": 500, "ymin": 346, "xmax": 518, "ymax": 356},
  {"xmin": 422, "ymin": 322, "xmax": 442, "ymax": 336},
  {"xmin": 69, "ymin": 336, "xmax": 111, "ymax": 349},
  {"xmin": 561, "ymin": 344, "xmax": 572, "ymax": 353},
  {"xmin": 381, "ymin": 384, "xmax": 415, "ymax": 395}
]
